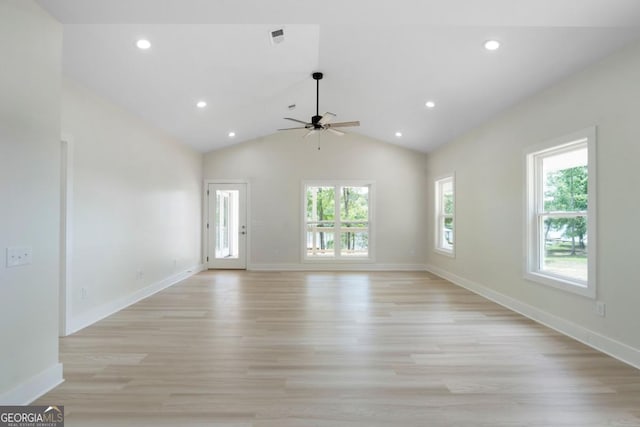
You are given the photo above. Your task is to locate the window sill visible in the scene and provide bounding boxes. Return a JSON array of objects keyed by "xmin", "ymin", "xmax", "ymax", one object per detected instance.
[
  {"xmin": 434, "ymin": 248, "xmax": 455, "ymax": 258},
  {"xmin": 304, "ymin": 257, "xmax": 373, "ymax": 263},
  {"xmin": 524, "ymin": 271, "xmax": 595, "ymax": 299}
]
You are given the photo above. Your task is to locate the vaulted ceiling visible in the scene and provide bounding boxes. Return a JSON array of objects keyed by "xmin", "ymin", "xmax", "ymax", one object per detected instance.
[{"xmin": 37, "ymin": 0, "xmax": 640, "ymax": 152}]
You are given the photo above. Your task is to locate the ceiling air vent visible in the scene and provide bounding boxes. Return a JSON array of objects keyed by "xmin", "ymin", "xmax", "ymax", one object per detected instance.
[{"xmin": 270, "ymin": 28, "xmax": 285, "ymax": 45}]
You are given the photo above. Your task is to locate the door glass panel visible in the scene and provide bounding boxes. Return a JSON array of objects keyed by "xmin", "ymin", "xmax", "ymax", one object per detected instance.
[{"xmin": 215, "ymin": 190, "xmax": 240, "ymax": 259}]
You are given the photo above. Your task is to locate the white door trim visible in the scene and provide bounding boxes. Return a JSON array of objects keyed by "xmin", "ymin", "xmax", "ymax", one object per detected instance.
[
  {"xmin": 60, "ymin": 135, "xmax": 74, "ymax": 336},
  {"xmin": 204, "ymin": 179, "xmax": 250, "ymax": 269}
]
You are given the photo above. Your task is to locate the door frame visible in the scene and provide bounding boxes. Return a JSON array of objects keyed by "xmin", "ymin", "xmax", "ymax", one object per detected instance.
[
  {"xmin": 203, "ymin": 179, "xmax": 250, "ymax": 269},
  {"xmin": 60, "ymin": 135, "xmax": 74, "ymax": 336}
]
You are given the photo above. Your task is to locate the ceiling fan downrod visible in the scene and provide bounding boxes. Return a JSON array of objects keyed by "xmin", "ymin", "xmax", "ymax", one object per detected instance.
[
  {"xmin": 312, "ymin": 72, "xmax": 323, "ymax": 127},
  {"xmin": 276, "ymin": 71, "xmax": 359, "ymax": 137}
]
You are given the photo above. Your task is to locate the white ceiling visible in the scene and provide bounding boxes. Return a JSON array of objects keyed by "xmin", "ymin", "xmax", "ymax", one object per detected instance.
[{"xmin": 38, "ymin": 1, "xmax": 640, "ymax": 153}]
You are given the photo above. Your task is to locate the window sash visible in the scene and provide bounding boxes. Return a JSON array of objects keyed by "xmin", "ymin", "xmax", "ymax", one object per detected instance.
[
  {"xmin": 524, "ymin": 127, "xmax": 595, "ymax": 298},
  {"xmin": 304, "ymin": 183, "xmax": 371, "ymax": 260},
  {"xmin": 434, "ymin": 175, "xmax": 454, "ymax": 255},
  {"xmin": 532, "ymin": 146, "xmax": 588, "ymax": 283},
  {"xmin": 437, "ymin": 214, "xmax": 454, "ymax": 252},
  {"xmin": 535, "ymin": 213, "xmax": 588, "ymax": 284},
  {"xmin": 537, "ymin": 211, "xmax": 587, "ymax": 219}
]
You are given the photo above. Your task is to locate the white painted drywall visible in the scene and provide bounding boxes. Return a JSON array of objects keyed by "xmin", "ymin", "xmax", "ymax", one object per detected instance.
[
  {"xmin": 426, "ymin": 39, "xmax": 640, "ymax": 353},
  {"xmin": 0, "ymin": 1, "xmax": 63, "ymax": 400},
  {"xmin": 203, "ymin": 132, "xmax": 428, "ymax": 268},
  {"xmin": 61, "ymin": 78, "xmax": 203, "ymax": 326}
]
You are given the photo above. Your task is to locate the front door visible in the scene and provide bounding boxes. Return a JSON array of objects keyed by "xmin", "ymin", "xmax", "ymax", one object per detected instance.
[{"xmin": 207, "ymin": 183, "xmax": 247, "ymax": 269}]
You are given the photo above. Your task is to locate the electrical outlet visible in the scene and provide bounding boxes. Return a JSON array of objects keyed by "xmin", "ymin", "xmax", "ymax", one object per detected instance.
[
  {"xmin": 136, "ymin": 270, "xmax": 144, "ymax": 280},
  {"xmin": 6, "ymin": 247, "xmax": 32, "ymax": 268},
  {"xmin": 81, "ymin": 287, "xmax": 88, "ymax": 300},
  {"xmin": 595, "ymin": 301, "xmax": 606, "ymax": 317}
]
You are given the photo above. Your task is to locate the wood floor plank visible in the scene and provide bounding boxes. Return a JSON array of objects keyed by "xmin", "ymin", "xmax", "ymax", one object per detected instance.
[{"xmin": 35, "ymin": 271, "xmax": 640, "ymax": 426}]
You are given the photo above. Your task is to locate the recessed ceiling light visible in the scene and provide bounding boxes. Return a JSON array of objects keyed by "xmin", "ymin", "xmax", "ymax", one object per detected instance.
[
  {"xmin": 395, "ymin": 132, "xmax": 403, "ymax": 137},
  {"xmin": 484, "ymin": 40, "xmax": 500, "ymax": 51},
  {"xmin": 228, "ymin": 131, "xmax": 236, "ymax": 138},
  {"xmin": 136, "ymin": 39, "xmax": 151, "ymax": 50},
  {"xmin": 196, "ymin": 101, "xmax": 207, "ymax": 108},
  {"xmin": 425, "ymin": 101, "xmax": 436, "ymax": 108}
]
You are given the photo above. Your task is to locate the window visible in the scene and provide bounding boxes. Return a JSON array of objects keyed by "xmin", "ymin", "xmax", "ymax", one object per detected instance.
[
  {"xmin": 304, "ymin": 183, "xmax": 372, "ymax": 260},
  {"xmin": 434, "ymin": 175, "xmax": 455, "ymax": 256},
  {"xmin": 525, "ymin": 127, "xmax": 596, "ymax": 298}
]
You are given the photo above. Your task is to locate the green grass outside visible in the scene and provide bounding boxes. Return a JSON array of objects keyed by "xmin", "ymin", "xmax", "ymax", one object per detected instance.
[{"xmin": 544, "ymin": 241, "xmax": 587, "ymax": 281}]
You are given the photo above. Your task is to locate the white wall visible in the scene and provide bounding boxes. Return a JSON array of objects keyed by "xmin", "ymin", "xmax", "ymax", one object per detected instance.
[
  {"xmin": 426, "ymin": 39, "xmax": 640, "ymax": 365},
  {"xmin": 204, "ymin": 132, "xmax": 428, "ymax": 269},
  {"xmin": 0, "ymin": 1, "xmax": 63, "ymax": 403},
  {"xmin": 62, "ymin": 78, "xmax": 203, "ymax": 332}
]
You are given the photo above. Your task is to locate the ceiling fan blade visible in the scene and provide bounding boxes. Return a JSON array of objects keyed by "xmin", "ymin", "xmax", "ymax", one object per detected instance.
[
  {"xmin": 327, "ymin": 128, "xmax": 345, "ymax": 136},
  {"xmin": 327, "ymin": 121, "xmax": 360, "ymax": 128},
  {"xmin": 277, "ymin": 126, "xmax": 307, "ymax": 131},
  {"xmin": 284, "ymin": 117, "xmax": 310, "ymax": 125},
  {"xmin": 304, "ymin": 130, "xmax": 318, "ymax": 138},
  {"xmin": 318, "ymin": 112, "xmax": 336, "ymax": 125}
]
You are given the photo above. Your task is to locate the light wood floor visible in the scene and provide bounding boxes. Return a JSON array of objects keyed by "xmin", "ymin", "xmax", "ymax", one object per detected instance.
[{"xmin": 36, "ymin": 271, "xmax": 640, "ymax": 426}]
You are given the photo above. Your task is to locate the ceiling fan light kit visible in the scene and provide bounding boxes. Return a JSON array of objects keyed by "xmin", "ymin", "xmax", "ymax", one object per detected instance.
[{"xmin": 277, "ymin": 71, "xmax": 360, "ymax": 144}]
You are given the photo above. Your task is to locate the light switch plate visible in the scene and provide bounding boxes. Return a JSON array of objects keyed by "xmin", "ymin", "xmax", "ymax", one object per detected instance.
[
  {"xmin": 595, "ymin": 301, "xmax": 606, "ymax": 317},
  {"xmin": 6, "ymin": 247, "xmax": 32, "ymax": 267}
]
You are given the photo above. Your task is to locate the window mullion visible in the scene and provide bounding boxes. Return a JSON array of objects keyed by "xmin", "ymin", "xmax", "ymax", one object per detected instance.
[{"xmin": 542, "ymin": 211, "xmax": 587, "ymax": 218}]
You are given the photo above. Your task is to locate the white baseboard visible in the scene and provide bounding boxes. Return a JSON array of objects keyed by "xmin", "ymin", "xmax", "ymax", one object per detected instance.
[
  {"xmin": 248, "ymin": 263, "xmax": 428, "ymax": 272},
  {"xmin": 0, "ymin": 363, "xmax": 63, "ymax": 405},
  {"xmin": 69, "ymin": 264, "xmax": 204, "ymax": 334},
  {"xmin": 425, "ymin": 264, "xmax": 640, "ymax": 370}
]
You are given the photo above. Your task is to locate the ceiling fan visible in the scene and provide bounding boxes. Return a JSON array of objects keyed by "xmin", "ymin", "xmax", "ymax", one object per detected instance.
[{"xmin": 278, "ymin": 72, "xmax": 360, "ymax": 138}]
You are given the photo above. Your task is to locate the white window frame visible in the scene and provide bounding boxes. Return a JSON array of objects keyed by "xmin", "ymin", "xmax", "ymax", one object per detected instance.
[
  {"xmin": 302, "ymin": 181, "xmax": 375, "ymax": 262},
  {"xmin": 524, "ymin": 127, "xmax": 596, "ymax": 298},
  {"xmin": 434, "ymin": 174, "xmax": 455, "ymax": 257}
]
